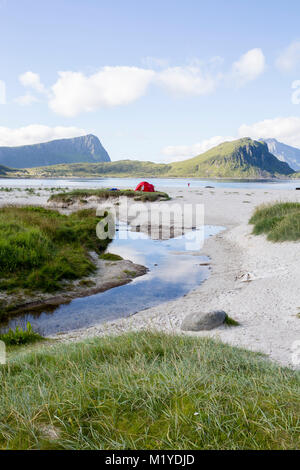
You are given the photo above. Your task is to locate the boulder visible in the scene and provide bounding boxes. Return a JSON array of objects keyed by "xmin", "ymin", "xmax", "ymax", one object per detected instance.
[{"xmin": 181, "ymin": 310, "xmax": 226, "ymax": 331}]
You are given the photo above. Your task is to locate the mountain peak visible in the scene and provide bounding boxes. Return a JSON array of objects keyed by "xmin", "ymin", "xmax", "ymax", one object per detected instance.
[
  {"xmin": 170, "ymin": 137, "xmax": 294, "ymax": 178},
  {"xmin": 0, "ymin": 134, "xmax": 111, "ymax": 168}
]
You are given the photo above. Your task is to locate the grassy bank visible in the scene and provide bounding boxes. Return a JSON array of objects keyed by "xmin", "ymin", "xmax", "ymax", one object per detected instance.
[
  {"xmin": 0, "ymin": 331, "xmax": 299, "ymax": 450},
  {"xmin": 0, "ymin": 323, "xmax": 43, "ymax": 346},
  {"xmin": 48, "ymin": 188, "xmax": 170, "ymax": 204},
  {"xmin": 0, "ymin": 206, "xmax": 111, "ymax": 296},
  {"xmin": 250, "ymin": 202, "xmax": 300, "ymax": 241}
]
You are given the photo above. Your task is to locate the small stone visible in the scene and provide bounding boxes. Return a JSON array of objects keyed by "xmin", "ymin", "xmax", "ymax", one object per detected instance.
[{"xmin": 181, "ymin": 310, "xmax": 226, "ymax": 331}]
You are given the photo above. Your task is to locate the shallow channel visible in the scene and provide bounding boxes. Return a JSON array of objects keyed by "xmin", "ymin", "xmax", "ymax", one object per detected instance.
[{"xmin": 1, "ymin": 224, "xmax": 224, "ymax": 336}]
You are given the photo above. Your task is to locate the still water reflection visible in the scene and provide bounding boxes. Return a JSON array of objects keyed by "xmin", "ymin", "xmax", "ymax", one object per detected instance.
[{"xmin": 1, "ymin": 224, "xmax": 224, "ymax": 336}]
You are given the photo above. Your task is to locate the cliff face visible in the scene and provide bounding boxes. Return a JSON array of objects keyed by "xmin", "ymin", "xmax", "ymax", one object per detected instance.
[
  {"xmin": 0, "ymin": 134, "xmax": 111, "ymax": 168},
  {"xmin": 262, "ymin": 138, "xmax": 300, "ymax": 172}
]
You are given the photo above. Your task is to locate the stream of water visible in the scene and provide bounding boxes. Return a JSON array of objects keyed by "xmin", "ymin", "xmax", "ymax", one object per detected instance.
[{"xmin": 0, "ymin": 224, "xmax": 224, "ymax": 336}]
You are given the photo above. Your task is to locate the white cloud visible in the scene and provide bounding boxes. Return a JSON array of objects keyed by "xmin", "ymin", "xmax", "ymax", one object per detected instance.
[
  {"xmin": 157, "ymin": 66, "xmax": 217, "ymax": 96},
  {"xmin": 276, "ymin": 41, "xmax": 300, "ymax": 72},
  {"xmin": 162, "ymin": 116, "xmax": 300, "ymax": 161},
  {"xmin": 49, "ymin": 67, "xmax": 155, "ymax": 117},
  {"xmin": 14, "ymin": 49, "xmax": 265, "ymax": 117},
  {"xmin": 0, "ymin": 80, "xmax": 6, "ymax": 104},
  {"xmin": 232, "ymin": 48, "xmax": 265, "ymax": 85},
  {"xmin": 162, "ymin": 135, "xmax": 235, "ymax": 160},
  {"xmin": 49, "ymin": 63, "xmax": 220, "ymax": 118},
  {"xmin": 0, "ymin": 125, "xmax": 87, "ymax": 147},
  {"xmin": 19, "ymin": 71, "xmax": 47, "ymax": 94},
  {"xmin": 15, "ymin": 72, "xmax": 47, "ymax": 107},
  {"xmin": 14, "ymin": 93, "xmax": 39, "ymax": 106},
  {"xmin": 238, "ymin": 117, "xmax": 300, "ymax": 148}
]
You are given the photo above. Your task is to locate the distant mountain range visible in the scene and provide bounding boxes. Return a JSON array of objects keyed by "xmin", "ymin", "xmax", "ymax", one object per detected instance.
[
  {"xmin": 2, "ymin": 137, "xmax": 295, "ymax": 180},
  {"xmin": 261, "ymin": 138, "xmax": 300, "ymax": 172},
  {"xmin": 0, "ymin": 134, "xmax": 110, "ymax": 168}
]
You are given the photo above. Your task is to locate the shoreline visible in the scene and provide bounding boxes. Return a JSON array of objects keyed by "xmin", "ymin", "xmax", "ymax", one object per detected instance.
[
  {"xmin": 1, "ymin": 174, "xmax": 299, "ymax": 182},
  {"xmin": 0, "ymin": 255, "xmax": 147, "ymax": 324},
  {"xmin": 50, "ymin": 186, "xmax": 300, "ymax": 369},
  {"xmin": 0, "ymin": 186, "xmax": 299, "ymax": 369}
]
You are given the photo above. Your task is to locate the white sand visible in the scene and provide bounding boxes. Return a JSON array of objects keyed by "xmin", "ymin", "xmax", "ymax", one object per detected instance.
[
  {"xmin": 1, "ymin": 185, "xmax": 299, "ymax": 368},
  {"xmin": 51, "ymin": 186, "xmax": 300, "ymax": 369}
]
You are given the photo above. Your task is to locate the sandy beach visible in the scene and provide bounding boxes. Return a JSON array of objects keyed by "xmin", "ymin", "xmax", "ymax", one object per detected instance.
[
  {"xmin": 50, "ymin": 186, "xmax": 300, "ymax": 369},
  {"xmin": 1, "ymin": 185, "xmax": 300, "ymax": 368}
]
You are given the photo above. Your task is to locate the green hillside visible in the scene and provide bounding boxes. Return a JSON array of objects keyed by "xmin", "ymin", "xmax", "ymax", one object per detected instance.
[
  {"xmin": 170, "ymin": 138, "xmax": 294, "ymax": 178},
  {"xmin": 17, "ymin": 160, "xmax": 171, "ymax": 178},
  {"xmin": 1, "ymin": 138, "xmax": 296, "ymax": 179}
]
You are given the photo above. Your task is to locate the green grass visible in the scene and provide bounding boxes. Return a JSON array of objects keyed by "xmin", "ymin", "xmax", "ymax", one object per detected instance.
[
  {"xmin": 0, "ymin": 323, "xmax": 43, "ymax": 346},
  {"xmin": 249, "ymin": 202, "xmax": 300, "ymax": 241},
  {"xmin": 0, "ymin": 206, "xmax": 111, "ymax": 299},
  {"xmin": 22, "ymin": 159, "xmax": 171, "ymax": 178},
  {"xmin": 49, "ymin": 188, "xmax": 170, "ymax": 204},
  {"xmin": 99, "ymin": 252, "xmax": 123, "ymax": 261},
  {"xmin": 0, "ymin": 331, "xmax": 299, "ymax": 450},
  {"xmin": 224, "ymin": 314, "xmax": 240, "ymax": 326}
]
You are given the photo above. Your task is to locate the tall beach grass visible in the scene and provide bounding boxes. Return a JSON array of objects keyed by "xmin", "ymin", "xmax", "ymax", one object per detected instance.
[
  {"xmin": 0, "ymin": 206, "xmax": 111, "ymax": 297},
  {"xmin": 0, "ymin": 332, "xmax": 299, "ymax": 450},
  {"xmin": 250, "ymin": 202, "xmax": 300, "ymax": 241}
]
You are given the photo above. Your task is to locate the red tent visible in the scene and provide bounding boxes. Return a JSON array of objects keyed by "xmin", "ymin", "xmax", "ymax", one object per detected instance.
[{"xmin": 135, "ymin": 181, "xmax": 155, "ymax": 192}]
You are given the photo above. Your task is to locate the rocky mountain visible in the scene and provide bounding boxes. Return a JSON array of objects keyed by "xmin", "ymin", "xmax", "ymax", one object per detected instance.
[
  {"xmin": 11, "ymin": 137, "xmax": 295, "ymax": 179},
  {"xmin": 0, "ymin": 134, "xmax": 110, "ymax": 168},
  {"xmin": 261, "ymin": 138, "xmax": 300, "ymax": 171},
  {"xmin": 169, "ymin": 138, "xmax": 294, "ymax": 178}
]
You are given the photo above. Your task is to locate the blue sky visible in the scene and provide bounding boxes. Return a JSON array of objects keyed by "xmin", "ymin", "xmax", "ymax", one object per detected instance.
[{"xmin": 1, "ymin": 0, "xmax": 300, "ymax": 161}]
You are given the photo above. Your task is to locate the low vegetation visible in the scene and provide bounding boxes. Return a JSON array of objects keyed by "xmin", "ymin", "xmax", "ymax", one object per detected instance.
[
  {"xmin": 0, "ymin": 206, "xmax": 111, "ymax": 297},
  {"xmin": 99, "ymin": 252, "xmax": 123, "ymax": 261},
  {"xmin": 0, "ymin": 331, "xmax": 299, "ymax": 450},
  {"xmin": 0, "ymin": 323, "xmax": 43, "ymax": 346},
  {"xmin": 22, "ymin": 160, "xmax": 171, "ymax": 178},
  {"xmin": 48, "ymin": 188, "xmax": 170, "ymax": 204},
  {"xmin": 224, "ymin": 314, "xmax": 240, "ymax": 326},
  {"xmin": 250, "ymin": 202, "xmax": 300, "ymax": 241},
  {"xmin": 0, "ymin": 165, "xmax": 20, "ymax": 177}
]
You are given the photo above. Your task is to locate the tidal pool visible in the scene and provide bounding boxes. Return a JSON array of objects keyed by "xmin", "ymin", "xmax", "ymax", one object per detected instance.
[{"xmin": 1, "ymin": 224, "xmax": 224, "ymax": 336}]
